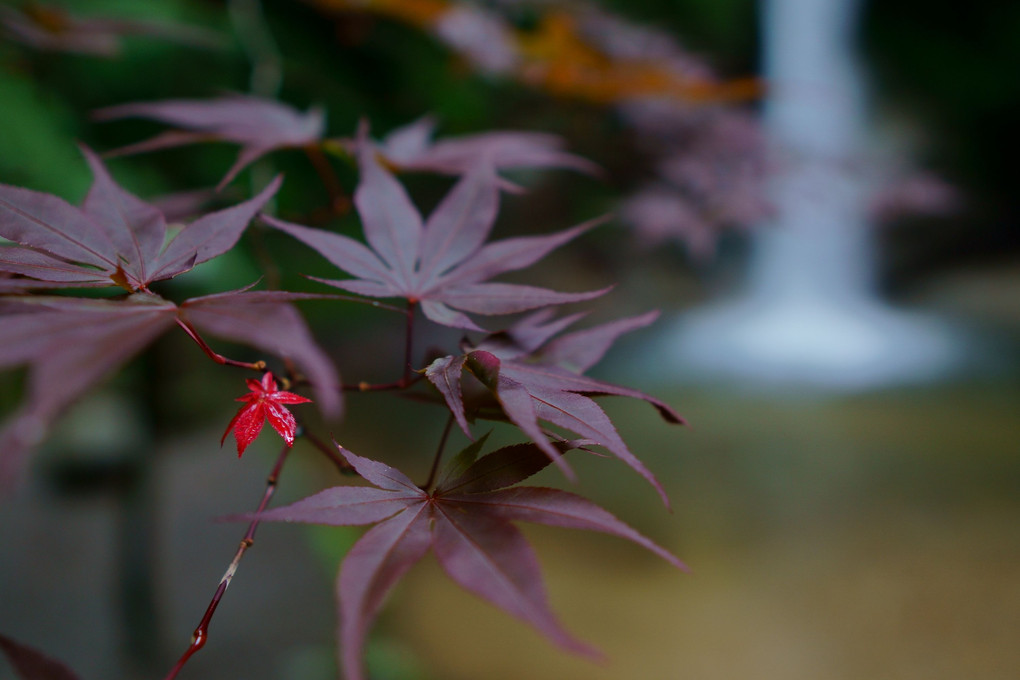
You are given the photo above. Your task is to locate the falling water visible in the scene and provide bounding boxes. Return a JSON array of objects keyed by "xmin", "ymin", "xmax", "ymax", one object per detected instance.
[{"xmin": 658, "ymin": 0, "xmax": 961, "ymax": 390}]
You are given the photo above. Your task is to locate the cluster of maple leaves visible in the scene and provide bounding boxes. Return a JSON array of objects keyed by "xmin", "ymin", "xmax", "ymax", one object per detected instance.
[{"xmin": 0, "ymin": 91, "xmax": 683, "ymax": 680}]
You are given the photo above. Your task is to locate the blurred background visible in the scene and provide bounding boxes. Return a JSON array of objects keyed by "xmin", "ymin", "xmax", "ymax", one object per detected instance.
[{"xmin": 1, "ymin": 0, "xmax": 1018, "ymax": 678}]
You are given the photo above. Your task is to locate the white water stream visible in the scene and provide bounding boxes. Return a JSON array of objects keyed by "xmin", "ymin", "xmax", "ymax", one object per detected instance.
[{"xmin": 659, "ymin": 0, "xmax": 960, "ymax": 390}]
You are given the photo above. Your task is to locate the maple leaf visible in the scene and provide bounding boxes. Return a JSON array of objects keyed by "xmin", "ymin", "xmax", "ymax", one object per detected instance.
[
  {"xmin": 0, "ymin": 145, "xmax": 280, "ymax": 292},
  {"xmin": 870, "ymin": 171, "xmax": 962, "ymax": 223},
  {"xmin": 426, "ymin": 309, "xmax": 683, "ymax": 505},
  {"xmin": 619, "ymin": 185, "xmax": 718, "ymax": 260},
  {"xmin": 247, "ymin": 439, "xmax": 686, "ymax": 680},
  {"xmin": 0, "ymin": 632, "xmax": 82, "ymax": 680},
  {"xmin": 618, "ymin": 106, "xmax": 770, "ymax": 257},
  {"xmin": 0, "ymin": 288, "xmax": 340, "ymax": 487},
  {"xmin": 221, "ymin": 372, "xmax": 313, "ymax": 457},
  {"xmin": 431, "ymin": 4, "xmax": 519, "ymax": 75},
  {"xmin": 94, "ymin": 95, "xmax": 325, "ymax": 189},
  {"xmin": 0, "ymin": 294, "xmax": 177, "ymax": 485},
  {"xmin": 149, "ymin": 187, "xmax": 221, "ymax": 223},
  {"xmin": 373, "ymin": 115, "xmax": 600, "ymax": 178},
  {"xmin": 262, "ymin": 142, "xmax": 609, "ymax": 330},
  {"xmin": 0, "ymin": 3, "xmax": 221, "ymax": 57}
]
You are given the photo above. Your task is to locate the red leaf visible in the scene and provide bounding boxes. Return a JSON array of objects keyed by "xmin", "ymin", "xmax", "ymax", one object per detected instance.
[{"xmin": 221, "ymin": 372, "xmax": 312, "ymax": 457}]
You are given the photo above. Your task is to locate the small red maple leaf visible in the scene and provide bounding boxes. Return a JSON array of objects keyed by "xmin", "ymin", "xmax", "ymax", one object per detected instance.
[{"xmin": 221, "ymin": 372, "xmax": 312, "ymax": 457}]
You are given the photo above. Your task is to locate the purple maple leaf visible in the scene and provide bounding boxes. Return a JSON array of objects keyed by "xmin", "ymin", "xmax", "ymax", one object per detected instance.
[
  {"xmin": 0, "ymin": 145, "xmax": 280, "ymax": 291},
  {"xmin": 0, "ymin": 632, "xmax": 81, "ymax": 680},
  {"xmin": 374, "ymin": 115, "xmax": 600, "ymax": 178},
  {"xmin": 426, "ymin": 309, "xmax": 683, "ymax": 505},
  {"xmin": 870, "ymin": 171, "xmax": 962, "ymax": 223},
  {"xmin": 619, "ymin": 185, "xmax": 718, "ymax": 259},
  {"xmin": 247, "ymin": 440, "xmax": 685, "ymax": 680},
  {"xmin": 0, "ymin": 288, "xmax": 340, "ymax": 487},
  {"xmin": 0, "ymin": 3, "xmax": 221, "ymax": 57},
  {"xmin": 94, "ymin": 95, "xmax": 325, "ymax": 189},
  {"xmin": 618, "ymin": 105, "xmax": 770, "ymax": 257},
  {"xmin": 0, "ymin": 294, "xmax": 177, "ymax": 485},
  {"xmin": 262, "ymin": 142, "xmax": 608, "ymax": 330},
  {"xmin": 431, "ymin": 4, "xmax": 519, "ymax": 74}
]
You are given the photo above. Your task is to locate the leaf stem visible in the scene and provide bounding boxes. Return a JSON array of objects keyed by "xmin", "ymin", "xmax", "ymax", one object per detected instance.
[
  {"xmin": 420, "ymin": 414, "xmax": 454, "ymax": 491},
  {"xmin": 340, "ymin": 375, "xmax": 424, "ymax": 392},
  {"xmin": 305, "ymin": 145, "xmax": 350, "ymax": 215},
  {"xmin": 338, "ymin": 300, "xmax": 419, "ymax": 392},
  {"xmin": 175, "ymin": 318, "xmax": 266, "ymax": 372},
  {"xmin": 248, "ymin": 223, "xmax": 282, "ymax": 291},
  {"xmin": 229, "ymin": 0, "xmax": 283, "ymax": 98},
  {"xmin": 403, "ymin": 299, "xmax": 416, "ymax": 386},
  {"xmin": 299, "ymin": 427, "xmax": 356, "ymax": 475},
  {"xmin": 161, "ymin": 443, "xmax": 291, "ymax": 680}
]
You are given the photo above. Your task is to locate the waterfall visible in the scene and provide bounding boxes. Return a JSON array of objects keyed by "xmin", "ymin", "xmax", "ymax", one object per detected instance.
[{"xmin": 656, "ymin": 0, "xmax": 961, "ymax": 390}]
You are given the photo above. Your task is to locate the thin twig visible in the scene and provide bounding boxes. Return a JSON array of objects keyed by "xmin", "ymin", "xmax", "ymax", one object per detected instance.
[
  {"xmin": 248, "ymin": 223, "xmax": 282, "ymax": 291},
  {"xmin": 338, "ymin": 300, "xmax": 420, "ymax": 392},
  {"xmin": 229, "ymin": 0, "xmax": 283, "ymax": 98},
  {"xmin": 299, "ymin": 428, "xmax": 356, "ymax": 475},
  {"xmin": 305, "ymin": 145, "xmax": 351, "ymax": 215},
  {"xmin": 161, "ymin": 443, "xmax": 291, "ymax": 680},
  {"xmin": 340, "ymin": 374, "xmax": 424, "ymax": 392},
  {"xmin": 421, "ymin": 414, "xmax": 454, "ymax": 491},
  {"xmin": 403, "ymin": 299, "xmax": 416, "ymax": 386},
  {"xmin": 175, "ymin": 318, "xmax": 266, "ymax": 371}
]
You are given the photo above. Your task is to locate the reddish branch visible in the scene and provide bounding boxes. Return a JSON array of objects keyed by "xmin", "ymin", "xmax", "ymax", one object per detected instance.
[
  {"xmin": 161, "ymin": 443, "xmax": 291, "ymax": 680},
  {"xmin": 403, "ymin": 299, "xmax": 415, "ymax": 386},
  {"xmin": 175, "ymin": 318, "xmax": 266, "ymax": 371},
  {"xmin": 300, "ymin": 428, "xmax": 356, "ymax": 475},
  {"xmin": 160, "ymin": 424, "xmax": 360, "ymax": 679},
  {"xmin": 341, "ymin": 376, "xmax": 424, "ymax": 392},
  {"xmin": 341, "ymin": 300, "xmax": 421, "ymax": 391},
  {"xmin": 420, "ymin": 414, "xmax": 454, "ymax": 492},
  {"xmin": 248, "ymin": 223, "xmax": 283, "ymax": 290},
  {"xmin": 305, "ymin": 144, "xmax": 350, "ymax": 215}
]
